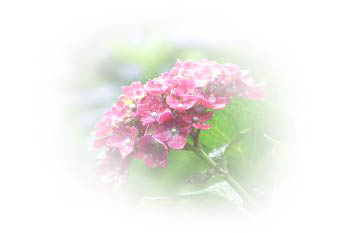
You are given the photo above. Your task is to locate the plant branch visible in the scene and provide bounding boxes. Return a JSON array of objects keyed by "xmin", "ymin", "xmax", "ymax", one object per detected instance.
[{"xmin": 185, "ymin": 133, "xmax": 256, "ymax": 208}]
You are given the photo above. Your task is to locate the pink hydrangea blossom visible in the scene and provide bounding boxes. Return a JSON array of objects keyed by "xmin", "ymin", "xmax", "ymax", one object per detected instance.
[
  {"xmin": 197, "ymin": 94, "xmax": 230, "ymax": 110},
  {"xmin": 166, "ymin": 94, "xmax": 198, "ymax": 111},
  {"xmin": 145, "ymin": 79, "xmax": 168, "ymax": 95},
  {"xmin": 91, "ymin": 59, "xmax": 264, "ymax": 184},
  {"xmin": 137, "ymin": 135, "xmax": 169, "ymax": 168},
  {"xmin": 96, "ymin": 150, "xmax": 133, "ymax": 184},
  {"xmin": 178, "ymin": 109, "xmax": 213, "ymax": 130},
  {"xmin": 235, "ymin": 71, "xmax": 265, "ymax": 100},
  {"xmin": 153, "ymin": 117, "xmax": 192, "ymax": 149},
  {"xmin": 106, "ymin": 126, "xmax": 138, "ymax": 158},
  {"xmin": 137, "ymin": 95, "xmax": 172, "ymax": 125},
  {"xmin": 121, "ymin": 81, "xmax": 146, "ymax": 101},
  {"xmin": 91, "ymin": 136, "xmax": 109, "ymax": 150}
]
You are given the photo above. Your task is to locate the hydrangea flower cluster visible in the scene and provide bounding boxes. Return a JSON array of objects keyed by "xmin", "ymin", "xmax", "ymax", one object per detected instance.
[{"xmin": 91, "ymin": 59, "xmax": 264, "ymax": 184}]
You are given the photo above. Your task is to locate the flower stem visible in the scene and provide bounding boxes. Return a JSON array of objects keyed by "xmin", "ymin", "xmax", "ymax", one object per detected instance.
[{"xmin": 185, "ymin": 142, "xmax": 256, "ymax": 208}]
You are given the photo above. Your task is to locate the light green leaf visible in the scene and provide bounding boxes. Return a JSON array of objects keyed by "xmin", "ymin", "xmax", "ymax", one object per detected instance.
[
  {"xmin": 207, "ymin": 128, "xmax": 251, "ymax": 159},
  {"xmin": 199, "ymin": 100, "xmax": 257, "ymax": 153},
  {"xmin": 141, "ymin": 181, "xmax": 243, "ymax": 206},
  {"xmin": 208, "ymin": 144, "xmax": 227, "ymax": 159}
]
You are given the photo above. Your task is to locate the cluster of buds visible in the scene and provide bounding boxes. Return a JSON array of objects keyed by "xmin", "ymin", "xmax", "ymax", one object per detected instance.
[{"xmin": 91, "ymin": 59, "xmax": 264, "ymax": 184}]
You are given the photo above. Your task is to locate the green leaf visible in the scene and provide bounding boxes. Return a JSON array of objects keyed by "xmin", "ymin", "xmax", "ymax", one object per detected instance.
[
  {"xmin": 141, "ymin": 181, "xmax": 243, "ymax": 206},
  {"xmin": 263, "ymin": 133, "xmax": 281, "ymax": 145},
  {"xmin": 199, "ymin": 99, "xmax": 258, "ymax": 153},
  {"xmin": 190, "ymin": 182, "xmax": 243, "ymax": 205},
  {"xmin": 208, "ymin": 144, "xmax": 227, "ymax": 159},
  {"xmin": 207, "ymin": 128, "xmax": 251, "ymax": 159}
]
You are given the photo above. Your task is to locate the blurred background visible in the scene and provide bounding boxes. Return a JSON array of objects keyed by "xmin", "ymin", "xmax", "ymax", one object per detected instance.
[
  {"xmin": 1, "ymin": 0, "xmax": 349, "ymax": 232},
  {"xmin": 60, "ymin": 24, "xmax": 296, "ymax": 215}
]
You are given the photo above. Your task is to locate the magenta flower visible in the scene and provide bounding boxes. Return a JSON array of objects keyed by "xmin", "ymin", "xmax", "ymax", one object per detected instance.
[
  {"xmin": 91, "ymin": 137, "xmax": 109, "ymax": 150},
  {"xmin": 121, "ymin": 81, "xmax": 146, "ymax": 101},
  {"xmin": 137, "ymin": 95, "xmax": 172, "ymax": 125},
  {"xmin": 235, "ymin": 71, "xmax": 265, "ymax": 100},
  {"xmin": 145, "ymin": 79, "xmax": 168, "ymax": 95},
  {"xmin": 198, "ymin": 94, "xmax": 230, "ymax": 110},
  {"xmin": 166, "ymin": 94, "xmax": 198, "ymax": 111},
  {"xmin": 106, "ymin": 126, "xmax": 138, "ymax": 157},
  {"xmin": 179, "ymin": 60, "xmax": 212, "ymax": 88},
  {"xmin": 92, "ymin": 100, "xmax": 130, "ymax": 138},
  {"xmin": 137, "ymin": 135, "xmax": 169, "ymax": 168},
  {"xmin": 92, "ymin": 118, "xmax": 112, "ymax": 138},
  {"xmin": 91, "ymin": 58, "xmax": 264, "ymax": 185},
  {"xmin": 163, "ymin": 77, "xmax": 199, "ymax": 111},
  {"xmin": 178, "ymin": 109, "xmax": 213, "ymax": 130},
  {"xmin": 170, "ymin": 78, "xmax": 196, "ymax": 96},
  {"xmin": 153, "ymin": 118, "xmax": 191, "ymax": 149},
  {"xmin": 96, "ymin": 150, "xmax": 133, "ymax": 184}
]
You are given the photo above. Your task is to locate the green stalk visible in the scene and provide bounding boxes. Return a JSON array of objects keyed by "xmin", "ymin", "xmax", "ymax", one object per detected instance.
[{"xmin": 185, "ymin": 142, "xmax": 256, "ymax": 208}]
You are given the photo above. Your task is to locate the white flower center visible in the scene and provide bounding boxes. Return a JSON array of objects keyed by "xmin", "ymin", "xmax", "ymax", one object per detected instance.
[
  {"xmin": 170, "ymin": 128, "xmax": 177, "ymax": 135},
  {"xmin": 192, "ymin": 116, "xmax": 199, "ymax": 122},
  {"xmin": 151, "ymin": 112, "xmax": 158, "ymax": 118},
  {"xmin": 129, "ymin": 103, "xmax": 136, "ymax": 110},
  {"xmin": 124, "ymin": 138, "xmax": 131, "ymax": 145}
]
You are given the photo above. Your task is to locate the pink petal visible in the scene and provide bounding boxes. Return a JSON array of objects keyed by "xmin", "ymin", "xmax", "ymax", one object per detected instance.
[
  {"xmin": 153, "ymin": 129, "xmax": 172, "ymax": 144},
  {"xmin": 127, "ymin": 126, "xmax": 138, "ymax": 140},
  {"xmin": 145, "ymin": 80, "xmax": 165, "ymax": 94},
  {"xmin": 166, "ymin": 95, "xmax": 181, "ymax": 109},
  {"xmin": 158, "ymin": 108, "xmax": 172, "ymax": 124},
  {"xmin": 167, "ymin": 135, "xmax": 187, "ymax": 149},
  {"xmin": 133, "ymin": 151, "xmax": 145, "ymax": 160},
  {"xmin": 211, "ymin": 97, "xmax": 229, "ymax": 109},
  {"xmin": 178, "ymin": 112, "xmax": 193, "ymax": 123},
  {"xmin": 120, "ymin": 145, "xmax": 133, "ymax": 158},
  {"xmin": 106, "ymin": 135, "xmax": 124, "ymax": 148},
  {"xmin": 246, "ymin": 84, "xmax": 265, "ymax": 100},
  {"xmin": 91, "ymin": 137, "xmax": 108, "ymax": 150},
  {"xmin": 198, "ymin": 95, "xmax": 216, "ymax": 108},
  {"xmin": 136, "ymin": 103, "xmax": 148, "ymax": 115},
  {"xmin": 144, "ymin": 156, "xmax": 157, "ymax": 168},
  {"xmin": 152, "ymin": 150, "xmax": 169, "ymax": 168},
  {"xmin": 141, "ymin": 116, "xmax": 156, "ymax": 125},
  {"xmin": 183, "ymin": 98, "xmax": 197, "ymax": 109},
  {"xmin": 92, "ymin": 126, "xmax": 111, "ymax": 137},
  {"xmin": 193, "ymin": 123, "xmax": 211, "ymax": 130},
  {"xmin": 181, "ymin": 78, "xmax": 195, "ymax": 90},
  {"xmin": 158, "ymin": 159, "xmax": 168, "ymax": 168},
  {"xmin": 199, "ymin": 111, "xmax": 213, "ymax": 122}
]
